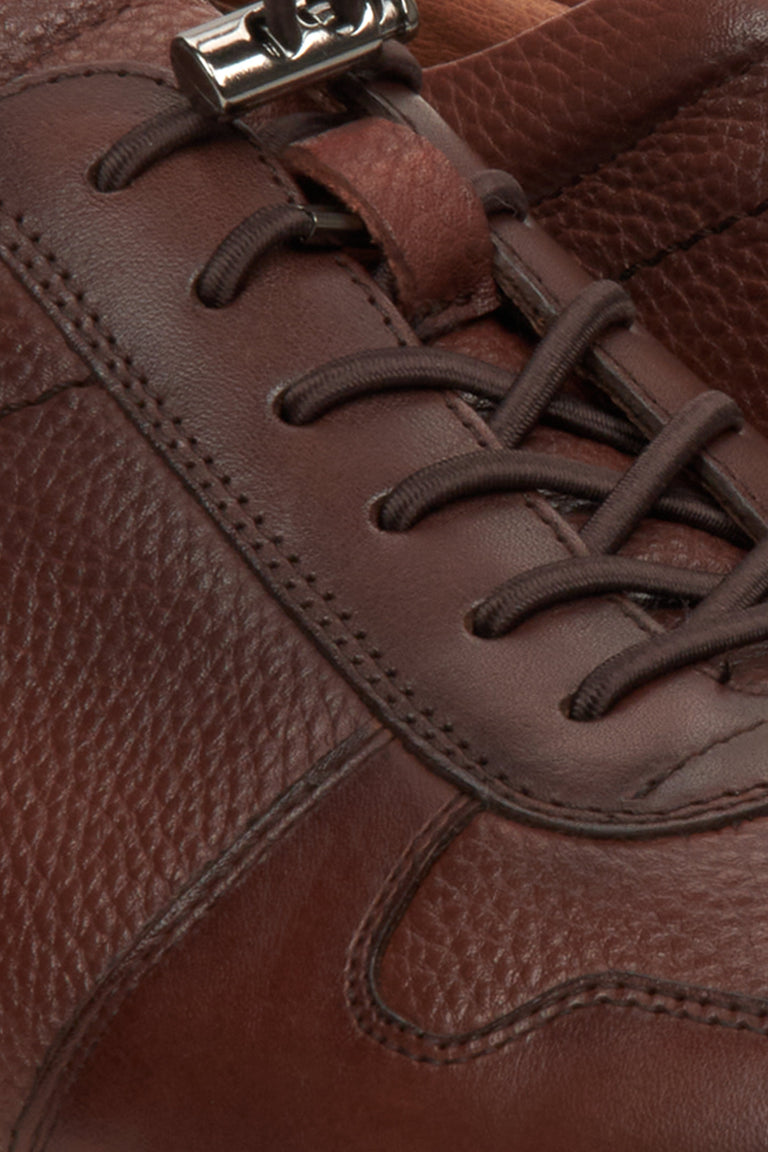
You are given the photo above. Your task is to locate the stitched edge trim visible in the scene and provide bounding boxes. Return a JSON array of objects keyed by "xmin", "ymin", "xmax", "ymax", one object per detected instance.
[
  {"xmin": 12, "ymin": 723, "xmax": 391, "ymax": 1152},
  {"xmin": 347, "ymin": 801, "xmax": 768, "ymax": 1064},
  {"xmin": 2, "ymin": 69, "xmax": 768, "ymax": 838}
]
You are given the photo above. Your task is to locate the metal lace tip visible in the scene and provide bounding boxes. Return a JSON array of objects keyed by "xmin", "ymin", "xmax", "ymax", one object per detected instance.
[{"xmin": 171, "ymin": 0, "xmax": 420, "ymax": 118}]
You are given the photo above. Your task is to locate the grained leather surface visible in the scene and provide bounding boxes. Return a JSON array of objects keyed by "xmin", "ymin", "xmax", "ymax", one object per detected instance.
[
  {"xmin": 534, "ymin": 53, "xmax": 768, "ymax": 434},
  {"xmin": 423, "ymin": 0, "xmax": 768, "ymax": 438},
  {"xmin": 423, "ymin": 0, "xmax": 768, "ymax": 202},
  {"xmin": 285, "ymin": 118, "xmax": 498, "ymax": 331},
  {"xmin": 0, "ymin": 0, "xmax": 213, "ymax": 83},
  {"xmin": 0, "ymin": 262, "xmax": 90, "ymax": 411},
  {"xmin": 43, "ymin": 747, "xmax": 768, "ymax": 1152},
  {"xmin": 413, "ymin": 0, "xmax": 566, "ymax": 66},
  {"xmin": 0, "ymin": 384, "xmax": 369, "ymax": 1143},
  {"xmin": 7, "ymin": 2, "xmax": 768, "ymax": 1151},
  {"xmin": 380, "ymin": 809, "xmax": 768, "ymax": 1034},
  {"xmin": 6, "ymin": 70, "xmax": 768, "ymax": 834}
]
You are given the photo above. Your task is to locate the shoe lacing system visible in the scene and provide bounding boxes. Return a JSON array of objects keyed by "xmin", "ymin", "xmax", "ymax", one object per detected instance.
[{"xmin": 91, "ymin": 21, "xmax": 768, "ymax": 722}]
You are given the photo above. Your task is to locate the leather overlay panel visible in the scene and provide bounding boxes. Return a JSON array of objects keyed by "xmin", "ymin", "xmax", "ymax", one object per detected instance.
[
  {"xmin": 0, "ymin": 262, "xmax": 91, "ymax": 411},
  {"xmin": 35, "ymin": 750, "xmax": 768, "ymax": 1152},
  {"xmin": 19, "ymin": 741, "xmax": 459, "ymax": 1152},
  {"xmin": 6, "ymin": 70, "xmax": 768, "ymax": 833},
  {"xmin": 422, "ymin": 0, "xmax": 768, "ymax": 203},
  {"xmin": 367, "ymin": 807, "xmax": 768, "ymax": 1053},
  {"xmin": 14, "ymin": 725, "xmax": 392, "ymax": 1152},
  {"xmin": 0, "ymin": 387, "xmax": 369, "ymax": 1143}
]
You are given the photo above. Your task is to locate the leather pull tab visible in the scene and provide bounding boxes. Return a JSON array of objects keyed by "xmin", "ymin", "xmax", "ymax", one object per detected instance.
[{"xmin": 284, "ymin": 117, "xmax": 499, "ymax": 337}]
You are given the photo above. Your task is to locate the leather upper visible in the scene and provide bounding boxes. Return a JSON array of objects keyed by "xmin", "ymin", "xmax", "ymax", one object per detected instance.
[
  {"xmin": 5, "ymin": 2, "xmax": 768, "ymax": 1151},
  {"xmin": 424, "ymin": 0, "xmax": 768, "ymax": 436}
]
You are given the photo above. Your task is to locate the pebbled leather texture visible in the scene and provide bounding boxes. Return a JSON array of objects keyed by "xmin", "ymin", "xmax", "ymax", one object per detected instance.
[
  {"xmin": 532, "ymin": 53, "xmax": 768, "ymax": 435},
  {"xmin": 379, "ymin": 810, "xmax": 768, "ymax": 1035},
  {"xmin": 41, "ymin": 748, "xmax": 768, "ymax": 1152},
  {"xmin": 7, "ymin": 2, "xmax": 768, "ymax": 1151},
  {"xmin": 7, "ymin": 70, "xmax": 768, "ymax": 834},
  {"xmin": 0, "ymin": 383, "xmax": 370, "ymax": 1142},
  {"xmin": 413, "ymin": 0, "xmax": 568, "ymax": 66},
  {"xmin": 284, "ymin": 118, "xmax": 499, "ymax": 333},
  {"xmin": 0, "ymin": 0, "xmax": 214, "ymax": 83},
  {"xmin": 423, "ymin": 0, "xmax": 768, "ymax": 202},
  {"xmin": 0, "ymin": 262, "xmax": 91, "ymax": 411},
  {"xmin": 423, "ymin": 0, "xmax": 768, "ymax": 438}
]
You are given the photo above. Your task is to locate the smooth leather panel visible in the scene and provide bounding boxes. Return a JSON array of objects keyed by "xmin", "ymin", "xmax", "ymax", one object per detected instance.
[
  {"xmin": 40, "ymin": 743, "xmax": 768, "ymax": 1152},
  {"xmin": 0, "ymin": 386, "xmax": 368, "ymax": 1142},
  {"xmin": 5, "ymin": 71, "xmax": 768, "ymax": 831}
]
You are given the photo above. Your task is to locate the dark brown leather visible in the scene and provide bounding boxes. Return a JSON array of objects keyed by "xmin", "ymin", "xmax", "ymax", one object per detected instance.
[
  {"xmin": 284, "ymin": 118, "xmax": 499, "ymax": 333},
  {"xmin": 8, "ymin": 68, "xmax": 768, "ymax": 836},
  {"xmin": 38, "ymin": 752, "xmax": 768, "ymax": 1152},
  {"xmin": 380, "ymin": 809, "xmax": 768, "ymax": 1032},
  {"xmin": 0, "ymin": 382, "xmax": 372, "ymax": 1145},
  {"xmin": 413, "ymin": 0, "xmax": 567, "ymax": 66},
  {"xmin": 0, "ymin": 0, "xmax": 217, "ymax": 84},
  {"xmin": 5, "ymin": 2, "xmax": 768, "ymax": 1151},
  {"xmin": 422, "ymin": 0, "xmax": 768, "ymax": 437},
  {"xmin": 423, "ymin": 0, "xmax": 768, "ymax": 202}
]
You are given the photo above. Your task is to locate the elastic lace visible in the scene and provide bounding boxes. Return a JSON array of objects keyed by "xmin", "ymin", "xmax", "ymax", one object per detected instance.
[{"xmin": 92, "ymin": 18, "xmax": 768, "ymax": 720}]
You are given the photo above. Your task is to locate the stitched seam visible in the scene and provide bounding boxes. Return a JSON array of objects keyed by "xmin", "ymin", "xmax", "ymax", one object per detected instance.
[
  {"xmin": 4, "ymin": 205, "xmax": 767, "ymax": 829},
  {"xmin": 0, "ymin": 64, "xmax": 174, "ymax": 103},
  {"xmin": 346, "ymin": 794, "xmax": 480, "ymax": 1043},
  {"xmin": 534, "ymin": 51, "xmax": 767, "ymax": 210},
  {"xmin": 15, "ymin": 723, "xmax": 389, "ymax": 1152},
  {"xmin": 618, "ymin": 198, "xmax": 768, "ymax": 282},
  {"xmin": 355, "ymin": 979, "xmax": 768, "ymax": 1064},
  {"xmin": 0, "ymin": 108, "xmax": 562, "ymax": 816},
  {"xmin": 349, "ymin": 808, "xmax": 768, "ymax": 1063},
  {"xmin": 2, "ymin": 70, "xmax": 765, "ymax": 830},
  {"xmin": 632, "ymin": 718, "xmax": 768, "ymax": 799}
]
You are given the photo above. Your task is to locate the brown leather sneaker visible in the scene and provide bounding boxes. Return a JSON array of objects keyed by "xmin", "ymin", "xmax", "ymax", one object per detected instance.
[{"xmin": 5, "ymin": 3, "xmax": 768, "ymax": 1151}]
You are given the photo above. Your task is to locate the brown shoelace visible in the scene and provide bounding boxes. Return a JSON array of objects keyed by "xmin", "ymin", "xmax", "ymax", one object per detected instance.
[{"xmin": 92, "ymin": 25, "xmax": 768, "ymax": 721}]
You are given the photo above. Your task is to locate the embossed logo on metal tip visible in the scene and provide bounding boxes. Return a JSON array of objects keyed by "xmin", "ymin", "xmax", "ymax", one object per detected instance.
[{"xmin": 171, "ymin": 0, "xmax": 420, "ymax": 117}]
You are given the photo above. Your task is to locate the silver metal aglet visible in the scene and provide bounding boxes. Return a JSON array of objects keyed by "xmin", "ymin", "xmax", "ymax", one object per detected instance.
[{"xmin": 171, "ymin": 0, "xmax": 420, "ymax": 117}]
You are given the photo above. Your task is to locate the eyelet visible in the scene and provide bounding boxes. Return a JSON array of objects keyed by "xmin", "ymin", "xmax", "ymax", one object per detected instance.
[{"xmin": 369, "ymin": 493, "xmax": 394, "ymax": 531}]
